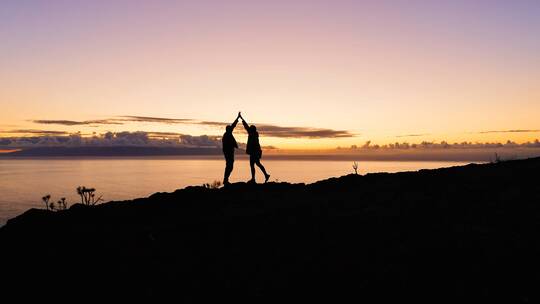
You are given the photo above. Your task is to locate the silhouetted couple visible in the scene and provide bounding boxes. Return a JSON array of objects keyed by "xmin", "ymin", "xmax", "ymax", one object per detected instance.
[{"xmin": 222, "ymin": 112, "xmax": 270, "ymax": 185}]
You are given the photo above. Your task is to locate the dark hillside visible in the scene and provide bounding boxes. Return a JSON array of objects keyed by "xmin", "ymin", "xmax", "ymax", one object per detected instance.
[{"xmin": 2, "ymin": 158, "xmax": 540, "ymax": 302}]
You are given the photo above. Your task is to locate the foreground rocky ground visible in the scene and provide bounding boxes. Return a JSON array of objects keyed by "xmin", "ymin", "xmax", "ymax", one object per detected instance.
[{"xmin": 2, "ymin": 158, "xmax": 540, "ymax": 302}]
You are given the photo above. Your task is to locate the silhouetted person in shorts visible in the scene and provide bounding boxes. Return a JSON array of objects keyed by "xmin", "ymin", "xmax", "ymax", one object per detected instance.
[
  {"xmin": 222, "ymin": 112, "xmax": 241, "ymax": 185},
  {"xmin": 239, "ymin": 113, "xmax": 270, "ymax": 183}
]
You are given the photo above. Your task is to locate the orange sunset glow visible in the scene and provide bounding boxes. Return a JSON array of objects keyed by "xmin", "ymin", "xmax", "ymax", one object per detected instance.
[{"xmin": 1, "ymin": 1, "xmax": 539, "ymax": 151}]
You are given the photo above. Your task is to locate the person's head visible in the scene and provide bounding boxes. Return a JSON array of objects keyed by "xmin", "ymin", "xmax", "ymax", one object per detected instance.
[
  {"xmin": 226, "ymin": 125, "xmax": 233, "ymax": 133},
  {"xmin": 249, "ymin": 125, "xmax": 257, "ymax": 133}
]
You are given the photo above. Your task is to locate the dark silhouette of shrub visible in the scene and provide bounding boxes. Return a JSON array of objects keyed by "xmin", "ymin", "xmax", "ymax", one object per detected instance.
[
  {"xmin": 42, "ymin": 195, "xmax": 51, "ymax": 211},
  {"xmin": 203, "ymin": 180, "xmax": 222, "ymax": 189},
  {"xmin": 40, "ymin": 186, "xmax": 102, "ymax": 211},
  {"xmin": 76, "ymin": 186, "xmax": 103, "ymax": 206},
  {"xmin": 56, "ymin": 197, "xmax": 68, "ymax": 210},
  {"xmin": 352, "ymin": 161, "xmax": 359, "ymax": 174},
  {"xmin": 41, "ymin": 195, "xmax": 68, "ymax": 211}
]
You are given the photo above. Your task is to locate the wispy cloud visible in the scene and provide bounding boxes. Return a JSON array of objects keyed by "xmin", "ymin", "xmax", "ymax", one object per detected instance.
[
  {"xmin": 145, "ymin": 131, "xmax": 186, "ymax": 138},
  {"xmin": 197, "ymin": 120, "xmax": 228, "ymax": 127},
  {"xmin": 119, "ymin": 116, "xmax": 194, "ymax": 124},
  {"xmin": 396, "ymin": 133, "xmax": 430, "ymax": 138},
  {"xmin": 31, "ymin": 115, "xmax": 356, "ymax": 139},
  {"xmin": 255, "ymin": 125, "xmax": 354, "ymax": 138},
  {"xmin": 32, "ymin": 119, "xmax": 123, "ymax": 126},
  {"xmin": 1, "ymin": 129, "xmax": 69, "ymax": 135},
  {"xmin": 194, "ymin": 120, "xmax": 354, "ymax": 138},
  {"xmin": 479, "ymin": 129, "xmax": 540, "ymax": 134},
  {"xmin": 32, "ymin": 116, "xmax": 199, "ymax": 126}
]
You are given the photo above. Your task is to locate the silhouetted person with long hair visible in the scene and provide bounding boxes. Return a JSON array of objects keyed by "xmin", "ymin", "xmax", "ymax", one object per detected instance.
[
  {"xmin": 222, "ymin": 112, "xmax": 241, "ymax": 185},
  {"xmin": 239, "ymin": 113, "xmax": 270, "ymax": 183}
]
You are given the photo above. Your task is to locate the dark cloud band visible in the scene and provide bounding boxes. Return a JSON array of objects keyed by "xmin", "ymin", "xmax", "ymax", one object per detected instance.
[
  {"xmin": 119, "ymin": 116, "xmax": 194, "ymax": 124},
  {"xmin": 1, "ymin": 129, "xmax": 69, "ymax": 135},
  {"xmin": 32, "ymin": 119, "xmax": 123, "ymax": 126},
  {"xmin": 396, "ymin": 133, "xmax": 430, "ymax": 138},
  {"xmin": 479, "ymin": 129, "xmax": 540, "ymax": 134},
  {"xmin": 32, "ymin": 115, "xmax": 356, "ymax": 139},
  {"xmin": 256, "ymin": 125, "xmax": 354, "ymax": 138}
]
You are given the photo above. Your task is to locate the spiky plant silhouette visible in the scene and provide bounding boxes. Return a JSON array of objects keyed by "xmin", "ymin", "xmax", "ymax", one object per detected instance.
[
  {"xmin": 42, "ymin": 194, "xmax": 51, "ymax": 211},
  {"xmin": 352, "ymin": 161, "xmax": 359, "ymax": 175},
  {"xmin": 56, "ymin": 197, "xmax": 68, "ymax": 210},
  {"xmin": 76, "ymin": 186, "xmax": 103, "ymax": 206},
  {"xmin": 203, "ymin": 180, "xmax": 222, "ymax": 189},
  {"xmin": 41, "ymin": 195, "xmax": 69, "ymax": 211}
]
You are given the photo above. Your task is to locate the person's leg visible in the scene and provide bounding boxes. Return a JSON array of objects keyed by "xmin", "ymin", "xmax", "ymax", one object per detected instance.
[
  {"xmin": 224, "ymin": 161, "xmax": 233, "ymax": 183},
  {"xmin": 255, "ymin": 160, "xmax": 270, "ymax": 182},
  {"xmin": 249, "ymin": 155, "xmax": 256, "ymax": 182},
  {"xmin": 223, "ymin": 155, "xmax": 234, "ymax": 184}
]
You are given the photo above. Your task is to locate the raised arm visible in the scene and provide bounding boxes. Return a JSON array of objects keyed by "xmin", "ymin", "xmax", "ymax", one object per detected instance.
[
  {"xmin": 241, "ymin": 114, "xmax": 249, "ymax": 131},
  {"xmin": 231, "ymin": 117, "xmax": 239, "ymax": 129},
  {"xmin": 230, "ymin": 112, "xmax": 241, "ymax": 129}
]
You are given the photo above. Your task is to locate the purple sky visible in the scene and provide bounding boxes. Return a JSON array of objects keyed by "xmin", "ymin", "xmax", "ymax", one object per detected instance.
[{"xmin": 1, "ymin": 0, "xmax": 539, "ymax": 148}]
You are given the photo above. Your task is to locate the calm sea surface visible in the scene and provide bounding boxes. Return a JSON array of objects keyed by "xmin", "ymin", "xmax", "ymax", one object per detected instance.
[{"xmin": 0, "ymin": 157, "xmax": 470, "ymax": 225}]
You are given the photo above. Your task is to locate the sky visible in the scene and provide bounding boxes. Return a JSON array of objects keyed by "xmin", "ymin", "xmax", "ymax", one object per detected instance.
[{"xmin": 1, "ymin": 0, "xmax": 540, "ymax": 149}]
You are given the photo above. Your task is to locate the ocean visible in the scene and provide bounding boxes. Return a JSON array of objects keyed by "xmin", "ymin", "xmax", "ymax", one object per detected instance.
[{"xmin": 0, "ymin": 157, "xmax": 470, "ymax": 225}]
